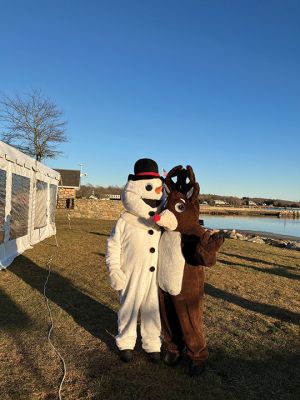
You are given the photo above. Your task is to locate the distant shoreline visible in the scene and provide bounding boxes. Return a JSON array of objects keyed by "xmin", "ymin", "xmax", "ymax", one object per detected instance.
[
  {"xmin": 237, "ymin": 229, "xmax": 300, "ymax": 242},
  {"xmin": 200, "ymin": 205, "xmax": 300, "ymax": 218},
  {"xmin": 203, "ymin": 226, "xmax": 300, "ymax": 243}
]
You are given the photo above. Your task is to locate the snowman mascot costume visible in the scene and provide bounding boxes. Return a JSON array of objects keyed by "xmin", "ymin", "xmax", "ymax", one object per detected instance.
[{"xmin": 106, "ymin": 158, "xmax": 164, "ymax": 363}]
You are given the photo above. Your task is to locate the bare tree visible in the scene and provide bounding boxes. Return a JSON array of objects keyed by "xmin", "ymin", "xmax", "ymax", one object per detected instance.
[{"xmin": 0, "ymin": 89, "xmax": 68, "ymax": 161}]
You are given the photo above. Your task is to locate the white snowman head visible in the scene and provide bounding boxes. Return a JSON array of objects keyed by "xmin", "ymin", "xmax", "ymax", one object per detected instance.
[{"xmin": 121, "ymin": 158, "xmax": 164, "ymax": 220}]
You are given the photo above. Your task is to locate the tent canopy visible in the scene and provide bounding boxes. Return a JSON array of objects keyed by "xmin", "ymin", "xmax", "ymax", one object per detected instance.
[{"xmin": 0, "ymin": 141, "xmax": 60, "ymax": 269}]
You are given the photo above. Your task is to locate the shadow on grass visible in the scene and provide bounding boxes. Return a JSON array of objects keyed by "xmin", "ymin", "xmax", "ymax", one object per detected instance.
[
  {"xmin": 89, "ymin": 231, "xmax": 110, "ymax": 237},
  {"xmin": 0, "ymin": 287, "xmax": 31, "ymax": 330},
  {"xmin": 219, "ymin": 259, "xmax": 300, "ymax": 281},
  {"xmin": 10, "ymin": 255, "xmax": 118, "ymax": 354},
  {"xmin": 205, "ymin": 283, "xmax": 300, "ymax": 325},
  {"xmin": 207, "ymin": 348, "xmax": 299, "ymax": 399},
  {"xmin": 220, "ymin": 251, "xmax": 297, "ymax": 270},
  {"xmin": 84, "ymin": 347, "xmax": 300, "ymax": 400}
]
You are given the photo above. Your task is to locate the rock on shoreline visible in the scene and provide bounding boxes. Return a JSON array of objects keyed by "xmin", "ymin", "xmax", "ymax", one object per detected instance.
[{"xmin": 219, "ymin": 229, "xmax": 300, "ymax": 251}]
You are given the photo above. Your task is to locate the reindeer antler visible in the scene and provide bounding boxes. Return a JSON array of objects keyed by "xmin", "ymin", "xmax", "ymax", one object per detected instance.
[
  {"xmin": 164, "ymin": 165, "xmax": 183, "ymax": 193},
  {"xmin": 186, "ymin": 165, "xmax": 200, "ymax": 200},
  {"xmin": 165, "ymin": 165, "xmax": 200, "ymax": 200},
  {"xmin": 177, "ymin": 168, "xmax": 188, "ymax": 191}
]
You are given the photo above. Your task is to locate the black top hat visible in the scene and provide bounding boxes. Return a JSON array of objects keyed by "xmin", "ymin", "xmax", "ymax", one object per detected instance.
[{"xmin": 128, "ymin": 158, "xmax": 163, "ymax": 181}]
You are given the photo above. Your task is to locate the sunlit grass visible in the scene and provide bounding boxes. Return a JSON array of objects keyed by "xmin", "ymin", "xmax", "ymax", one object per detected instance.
[{"xmin": 0, "ymin": 217, "xmax": 299, "ymax": 400}]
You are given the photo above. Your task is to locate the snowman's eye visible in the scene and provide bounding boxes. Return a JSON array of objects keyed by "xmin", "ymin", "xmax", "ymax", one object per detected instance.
[
  {"xmin": 145, "ymin": 184, "xmax": 153, "ymax": 191},
  {"xmin": 175, "ymin": 202, "xmax": 185, "ymax": 213}
]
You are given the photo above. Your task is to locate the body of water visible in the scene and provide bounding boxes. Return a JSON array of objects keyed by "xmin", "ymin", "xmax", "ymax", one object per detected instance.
[{"xmin": 202, "ymin": 214, "xmax": 300, "ymax": 239}]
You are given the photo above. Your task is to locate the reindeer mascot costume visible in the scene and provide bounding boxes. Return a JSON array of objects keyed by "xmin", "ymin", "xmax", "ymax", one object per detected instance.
[
  {"xmin": 106, "ymin": 158, "xmax": 164, "ymax": 363},
  {"xmin": 154, "ymin": 165, "xmax": 224, "ymax": 376}
]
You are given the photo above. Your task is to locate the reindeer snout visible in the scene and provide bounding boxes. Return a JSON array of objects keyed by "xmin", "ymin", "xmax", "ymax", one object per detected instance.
[
  {"xmin": 153, "ymin": 214, "xmax": 161, "ymax": 222},
  {"xmin": 153, "ymin": 210, "xmax": 178, "ymax": 231}
]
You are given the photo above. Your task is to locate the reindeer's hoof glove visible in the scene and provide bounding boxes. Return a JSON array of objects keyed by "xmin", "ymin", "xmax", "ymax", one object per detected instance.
[
  {"xmin": 212, "ymin": 233, "xmax": 225, "ymax": 249},
  {"xmin": 162, "ymin": 351, "xmax": 180, "ymax": 366}
]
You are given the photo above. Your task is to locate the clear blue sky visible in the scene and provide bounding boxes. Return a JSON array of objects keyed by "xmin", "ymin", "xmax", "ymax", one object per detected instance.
[{"xmin": 1, "ymin": 0, "xmax": 299, "ymax": 200}]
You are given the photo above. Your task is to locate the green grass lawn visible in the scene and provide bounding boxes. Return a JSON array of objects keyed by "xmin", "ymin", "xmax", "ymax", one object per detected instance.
[{"xmin": 0, "ymin": 217, "xmax": 299, "ymax": 400}]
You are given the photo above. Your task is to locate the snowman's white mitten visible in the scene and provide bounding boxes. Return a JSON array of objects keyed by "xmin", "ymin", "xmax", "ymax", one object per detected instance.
[{"xmin": 109, "ymin": 270, "xmax": 126, "ymax": 291}]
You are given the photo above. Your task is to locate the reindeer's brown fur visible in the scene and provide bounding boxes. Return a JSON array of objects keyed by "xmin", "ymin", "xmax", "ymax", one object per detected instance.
[
  {"xmin": 157, "ymin": 165, "xmax": 224, "ymax": 365},
  {"xmin": 159, "ymin": 264, "xmax": 208, "ymax": 363}
]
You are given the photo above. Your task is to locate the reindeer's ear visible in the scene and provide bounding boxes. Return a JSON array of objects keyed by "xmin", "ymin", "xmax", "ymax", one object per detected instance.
[
  {"xmin": 186, "ymin": 187, "xmax": 194, "ymax": 199},
  {"xmin": 186, "ymin": 183, "xmax": 200, "ymax": 199},
  {"xmin": 192, "ymin": 182, "xmax": 200, "ymax": 200}
]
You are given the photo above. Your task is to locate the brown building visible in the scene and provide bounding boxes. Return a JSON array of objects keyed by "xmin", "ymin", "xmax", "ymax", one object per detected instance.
[{"xmin": 54, "ymin": 169, "xmax": 80, "ymax": 209}]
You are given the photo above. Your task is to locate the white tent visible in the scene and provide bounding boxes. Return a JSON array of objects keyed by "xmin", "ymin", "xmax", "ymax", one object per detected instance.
[{"xmin": 0, "ymin": 141, "xmax": 60, "ymax": 269}]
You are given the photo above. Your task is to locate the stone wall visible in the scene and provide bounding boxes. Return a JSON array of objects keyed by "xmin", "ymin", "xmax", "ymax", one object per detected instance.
[
  {"xmin": 57, "ymin": 187, "xmax": 76, "ymax": 209},
  {"xmin": 56, "ymin": 199, "xmax": 123, "ymax": 220}
]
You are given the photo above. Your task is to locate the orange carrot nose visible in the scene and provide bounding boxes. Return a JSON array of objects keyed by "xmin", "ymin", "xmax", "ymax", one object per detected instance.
[{"xmin": 155, "ymin": 185, "xmax": 163, "ymax": 194}]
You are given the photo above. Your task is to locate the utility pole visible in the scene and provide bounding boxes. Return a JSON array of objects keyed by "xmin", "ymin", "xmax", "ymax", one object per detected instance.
[{"xmin": 78, "ymin": 163, "xmax": 88, "ymax": 186}]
